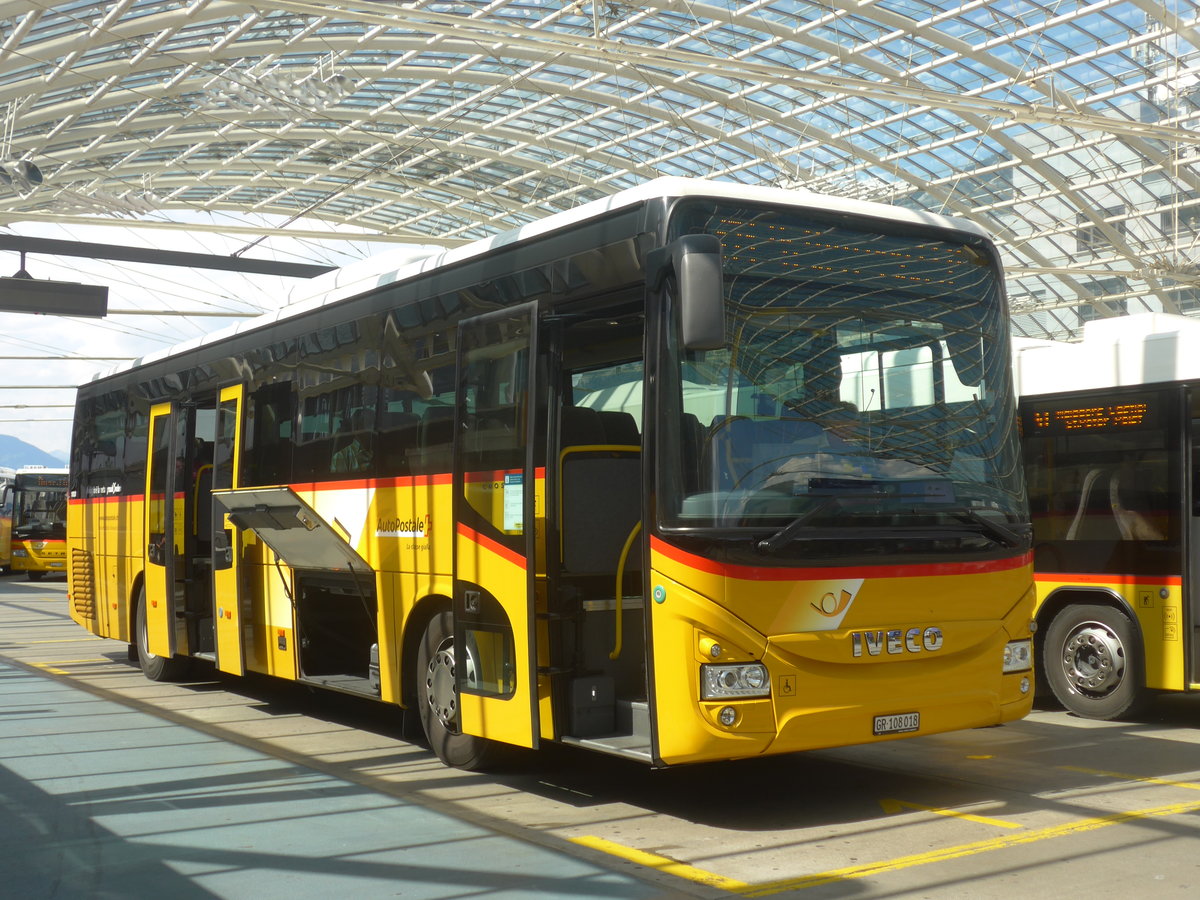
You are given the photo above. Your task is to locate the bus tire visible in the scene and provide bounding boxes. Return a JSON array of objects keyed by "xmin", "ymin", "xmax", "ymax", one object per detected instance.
[
  {"xmin": 135, "ymin": 587, "xmax": 192, "ymax": 682},
  {"xmin": 27, "ymin": 570, "xmax": 44, "ymax": 582},
  {"xmin": 1043, "ymin": 603, "xmax": 1147, "ymax": 720},
  {"xmin": 415, "ymin": 610, "xmax": 497, "ymax": 770}
]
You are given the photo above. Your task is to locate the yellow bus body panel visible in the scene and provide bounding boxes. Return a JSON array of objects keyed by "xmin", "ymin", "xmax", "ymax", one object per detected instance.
[
  {"xmin": 1033, "ymin": 574, "xmax": 1185, "ymax": 692},
  {"xmin": 650, "ymin": 540, "xmax": 1035, "ymax": 765}
]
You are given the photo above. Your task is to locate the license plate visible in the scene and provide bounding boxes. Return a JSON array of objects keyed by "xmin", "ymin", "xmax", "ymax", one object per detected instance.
[{"xmin": 874, "ymin": 712, "xmax": 919, "ymax": 735}]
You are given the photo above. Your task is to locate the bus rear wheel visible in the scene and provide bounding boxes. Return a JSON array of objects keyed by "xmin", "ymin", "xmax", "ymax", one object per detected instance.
[
  {"xmin": 415, "ymin": 610, "xmax": 497, "ymax": 770},
  {"xmin": 135, "ymin": 587, "xmax": 192, "ymax": 682},
  {"xmin": 1043, "ymin": 603, "xmax": 1147, "ymax": 720}
]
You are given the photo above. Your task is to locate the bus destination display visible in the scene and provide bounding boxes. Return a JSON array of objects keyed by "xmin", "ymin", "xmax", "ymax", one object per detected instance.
[{"xmin": 1026, "ymin": 397, "xmax": 1157, "ymax": 435}]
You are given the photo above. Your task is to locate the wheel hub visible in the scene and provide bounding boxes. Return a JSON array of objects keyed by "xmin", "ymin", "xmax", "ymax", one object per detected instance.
[
  {"xmin": 1062, "ymin": 623, "xmax": 1125, "ymax": 694},
  {"xmin": 425, "ymin": 640, "xmax": 459, "ymax": 732},
  {"xmin": 424, "ymin": 635, "xmax": 480, "ymax": 735}
]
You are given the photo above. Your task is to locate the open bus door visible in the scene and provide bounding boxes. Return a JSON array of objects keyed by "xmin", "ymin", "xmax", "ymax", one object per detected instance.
[
  {"xmin": 0, "ymin": 478, "xmax": 12, "ymax": 569},
  {"xmin": 451, "ymin": 302, "xmax": 543, "ymax": 753},
  {"xmin": 212, "ymin": 384, "xmax": 245, "ymax": 675},
  {"xmin": 144, "ymin": 402, "xmax": 184, "ymax": 659}
]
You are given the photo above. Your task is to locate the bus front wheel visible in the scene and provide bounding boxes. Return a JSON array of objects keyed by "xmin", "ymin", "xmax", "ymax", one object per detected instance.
[
  {"xmin": 135, "ymin": 588, "xmax": 192, "ymax": 682},
  {"xmin": 415, "ymin": 610, "xmax": 497, "ymax": 770},
  {"xmin": 1043, "ymin": 603, "xmax": 1147, "ymax": 720}
]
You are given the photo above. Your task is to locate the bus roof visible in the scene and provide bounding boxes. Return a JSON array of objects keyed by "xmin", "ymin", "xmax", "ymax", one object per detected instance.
[
  {"xmin": 94, "ymin": 176, "xmax": 993, "ymax": 385},
  {"xmin": 1014, "ymin": 312, "xmax": 1200, "ymax": 396}
]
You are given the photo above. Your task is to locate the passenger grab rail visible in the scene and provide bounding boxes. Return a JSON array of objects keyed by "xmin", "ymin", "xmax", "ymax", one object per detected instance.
[{"xmin": 611, "ymin": 521, "xmax": 643, "ymax": 660}]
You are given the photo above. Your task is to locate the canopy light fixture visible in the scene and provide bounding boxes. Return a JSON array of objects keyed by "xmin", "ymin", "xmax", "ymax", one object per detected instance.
[
  {"xmin": 0, "ymin": 159, "xmax": 42, "ymax": 193},
  {"xmin": 0, "ymin": 251, "xmax": 108, "ymax": 318}
]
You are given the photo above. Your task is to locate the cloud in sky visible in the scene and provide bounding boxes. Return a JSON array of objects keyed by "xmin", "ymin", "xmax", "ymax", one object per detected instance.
[{"xmin": 0, "ymin": 214, "xmax": 382, "ymax": 457}]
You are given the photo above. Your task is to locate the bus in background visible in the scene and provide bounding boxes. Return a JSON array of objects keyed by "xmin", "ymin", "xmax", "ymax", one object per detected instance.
[
  {"xmin": 1016, "ymin": 312, "xmax": 1200, "ymax": 718},
  {"xmin": 67, "ymin": 178, "xmax": 1034, "ymax": 770},
  {"xmin": 10, "ymin": 466, "xmax": 68, "ymax": 581},
  {"xmin": 0, "ymin": 466, "xmax": 15, "ymax": 570}
]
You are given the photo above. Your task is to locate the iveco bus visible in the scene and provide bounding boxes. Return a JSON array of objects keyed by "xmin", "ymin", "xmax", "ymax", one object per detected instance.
[
  {"xmin": 1017, "ymin": 313, "xmax": 1200, "ymax": 718},
  {"xmin": 68, "ymin": 178, "xmax": 1034, "ymax": 768}
]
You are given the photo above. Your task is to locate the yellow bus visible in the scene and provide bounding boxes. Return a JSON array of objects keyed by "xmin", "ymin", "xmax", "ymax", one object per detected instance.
[
  {"xmin": 68, "ymin": 178, "xmax": 1035, "ymax": 768},
  {"xmin": 0, "ymin": 466, "xmax": 14, "ymax": 570},
  {"xmin": 1017, "ymin": 313, "xmax": 1200, "ymax": 718},
  {"xmin": 10, "ymin": 466, "xmax": 68, "ymax": 581}
]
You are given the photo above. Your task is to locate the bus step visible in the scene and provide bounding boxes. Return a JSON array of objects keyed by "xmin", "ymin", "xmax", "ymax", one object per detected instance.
[
  {"xmin": 560, "ymin": 699, "xmax": 652, "ymax": 762},
  {"xmin": 616, "ymin": 699, "xmax": 650, "ymax": 739},
  {"xmin": 298, "ymin": 673, "xmax": 379, "ymax": 698},
  {"xmin": 561, "ymin": 707, "xmax": 652, "ymax": 760}
]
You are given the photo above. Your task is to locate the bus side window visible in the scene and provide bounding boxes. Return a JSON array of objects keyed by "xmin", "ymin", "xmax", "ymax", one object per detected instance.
[
  {"xmin": 243, "ymin": 383, "xmax": 295, "ymax": 487},
  {"xmin": 1193, "ymin": 419, "xmax": 1200, "ymax": 516}
]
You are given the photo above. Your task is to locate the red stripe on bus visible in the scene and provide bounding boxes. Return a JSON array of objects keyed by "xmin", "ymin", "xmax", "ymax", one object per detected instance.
[
  {"xmin": 68, "ymin": 468, "xmax": 548, "ymax": 501},
  {"xmin": 456, "ymin": 522, "xmax": 527, "ymax": 570},
  {"xmin": 1034, "ymin": 572, "xmax": 1182, "ymax": 586},
  {"xmin": 305, "ymin": 469, "xmax": 545, "ymax": 490},
  {"xmin": 650, "ymin": 536, "xmax": 1032, "ymax": 581}
]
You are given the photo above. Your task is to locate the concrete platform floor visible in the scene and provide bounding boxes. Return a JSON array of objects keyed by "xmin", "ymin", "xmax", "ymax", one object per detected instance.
[{"xmin": 0, "ymin": 657, "xmax": 678, "ymax": 899}]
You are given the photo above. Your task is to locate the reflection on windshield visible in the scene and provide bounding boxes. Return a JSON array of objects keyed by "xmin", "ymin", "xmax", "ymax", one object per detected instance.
[
  {"xmin": 661, "ymin": 202, "xmax": 1024, "ymax": 551},
  {"xmin": 15, "ymin": 489, "xmax": 68, "ymax": 540}
]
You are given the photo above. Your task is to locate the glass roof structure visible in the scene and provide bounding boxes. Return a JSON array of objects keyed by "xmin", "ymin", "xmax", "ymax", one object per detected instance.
[{"xmin": 1, "ymin": 0, "xmax": 1199, "ymax": 341}]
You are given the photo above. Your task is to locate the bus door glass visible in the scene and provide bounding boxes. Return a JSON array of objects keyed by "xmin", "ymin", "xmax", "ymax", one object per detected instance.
[
  {"xmin": 0, "ymin": 479, "xmax": 11, "ymax": 568},
  {"xmin": 212, "ymin": 385, "xmax": 245, "ymax": 675},
  {"xmin": 453, "ymin": 301, "xmax": 542, "ymax": 749},
  {"xmin": 144, "ymin": 403, "xmax": 186, "ymax": 659}
]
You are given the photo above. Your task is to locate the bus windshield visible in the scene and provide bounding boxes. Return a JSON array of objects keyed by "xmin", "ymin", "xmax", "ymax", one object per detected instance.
[
  {"xmin": 13, "ymin": 477, "xmax": 67, "ymax": 540},
  {"xmin": 660, "ymin": 201, "xmax": 1025, "ymax": 557}
]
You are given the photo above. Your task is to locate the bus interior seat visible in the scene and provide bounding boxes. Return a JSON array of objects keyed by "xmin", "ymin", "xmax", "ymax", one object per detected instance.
[
  {"xmin": 415, "ymin": 406, "xmax": 455, "ymax": 469},
  {"xmin": 680, "ymin": 412, "xmax": 704, "ymax": 492},
  {"xmin": 421, "ymin": 406, "xmax": 454, "ymax": 443},
  {"xmin": 561, "ymin": 406, "xmax": 606, "ymax": 447},
  {"xmin": 560, "ymin": 407, "xmax": 641, "ymax": 577},
  {"xmin": 1065, "ymin": 467, "xmax": 1120, "ymax": 540},
  {"xmin": 705, "ymin": 417, "xmax": 824, "ymax": 491},
  {"xmin": 194, "ymin": 462, "xmax": 214, "ymax": 546},
  {"xmin": 378, "ymin": 411, "xmax": 420, "ymax": 473},
  {"xmin": 1109, "ymin": 472, "xmax": 1165, "ymax": 541},
  {"xmin": 598, "ymin": 409, "xmax": 640, "ymax": 446}
]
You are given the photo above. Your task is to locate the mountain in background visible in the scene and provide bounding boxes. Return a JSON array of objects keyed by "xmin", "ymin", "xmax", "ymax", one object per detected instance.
[{"xmin": 0, "ymin": 435, "xmax": 67, "ymax": 469}]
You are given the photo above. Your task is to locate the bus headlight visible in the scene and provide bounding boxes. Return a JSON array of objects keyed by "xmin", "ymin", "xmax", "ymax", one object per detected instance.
[
  {"xmin": 1003, "ymin": 639, "xmax": 1033, "ymax": 673},
  {"xmin": 11, "ymin": 549, "xmax": 26, "ymax": 557},
  {"xmin": 701, "ymin": 662, "xmax": 770, "ymax": 699}
]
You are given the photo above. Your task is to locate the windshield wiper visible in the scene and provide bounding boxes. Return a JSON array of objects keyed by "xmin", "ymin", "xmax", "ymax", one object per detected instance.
[
  {"xmin": 756, "ymin": 496, "xmax": 841, "ymax": 554},
  {"xmin": 945, "ymin": 507, "xmax": 1024, "ymax": 549},
  {"xmin": 756, "ymin": 502, "xmax": 1025, "ymax": 554}
]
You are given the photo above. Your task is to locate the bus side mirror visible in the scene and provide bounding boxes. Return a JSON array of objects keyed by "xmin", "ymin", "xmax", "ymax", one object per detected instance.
[{"xmin": 648, "ymin": 233, "xmax": 725, "ymax": 351}]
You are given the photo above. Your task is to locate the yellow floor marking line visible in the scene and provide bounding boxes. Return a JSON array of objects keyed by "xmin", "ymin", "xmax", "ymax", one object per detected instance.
[
  {"xmin": 27, "ymin": 637, "xmax": 103, "ymax": 644},
  {"xmin": 739, "ymin": 797, "xmax": 1200, "ymax": 896},
  {"xmin": 879, "ymin": 798, "xmax": 1022, "ymax": 829},
  {"xmin": 1059, "ymin": 765, "xmax": 1200, "ymax": 790},
  {"xmin": 571, "ymin": 835, "xmax": 749, "ymax": 892},
  {"xmin": 580, "ymin": 795, "xmax": 1200, "ymax": 896},
  {"xmin": 29, "ymin": 659, "xmax": 109, "ymax": 675}
]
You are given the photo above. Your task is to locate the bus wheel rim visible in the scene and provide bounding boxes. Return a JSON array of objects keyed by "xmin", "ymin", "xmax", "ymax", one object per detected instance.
[
  {"xmin": 1062, "ymin": 622, "xmax": 1125, "ymax": 694},
  {"xmin": 139, "ymin": 607, "xmax": 159, "ymax": 662},
  {"xmin": 425, "ymin": 636, "xmax": 478, "ymax": 734}
]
